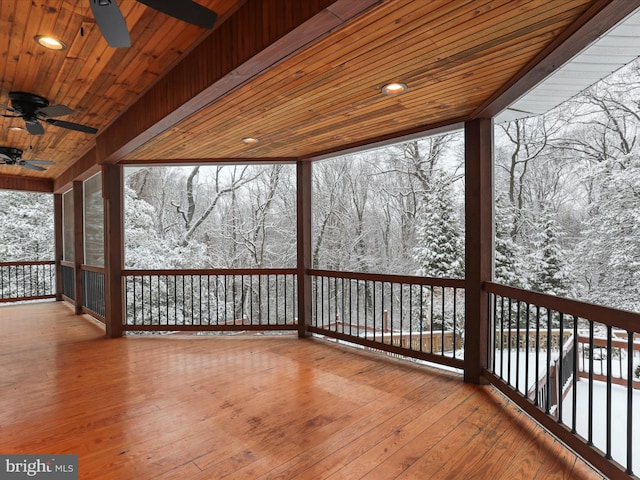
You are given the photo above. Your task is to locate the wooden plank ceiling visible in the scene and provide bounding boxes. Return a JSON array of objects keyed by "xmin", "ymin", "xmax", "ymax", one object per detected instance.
[{"xmin": 0, "ymin": 0, "xmax": 637, "ymax": 191}]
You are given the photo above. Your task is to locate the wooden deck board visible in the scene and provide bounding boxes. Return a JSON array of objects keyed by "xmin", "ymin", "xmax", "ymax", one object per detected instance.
[{"xmin": 0, "ymin": 301, "xmax": 604, "ymax": 479}]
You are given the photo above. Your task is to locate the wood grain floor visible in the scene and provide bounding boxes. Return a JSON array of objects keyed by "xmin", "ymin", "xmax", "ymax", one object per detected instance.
[{"xmin": 0, "ymin": 301, "xmax": 605, "ymax": 480}]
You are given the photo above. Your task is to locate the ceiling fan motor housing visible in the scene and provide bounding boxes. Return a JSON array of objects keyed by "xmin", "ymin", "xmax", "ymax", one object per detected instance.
[
  {"xmin": 8, "ymin": 92, "xmax": 49, "ymax": 115},
  {"xmin": 0, "ymin": 146, "xmax": 23, "ymax": 164}
]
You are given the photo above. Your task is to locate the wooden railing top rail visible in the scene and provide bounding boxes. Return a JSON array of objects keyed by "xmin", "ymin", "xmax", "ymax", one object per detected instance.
[
  {"xmin": 0, "ymin": 260, "xmax": 55, "ymax": 267},
  {"xmin": 310, "ymin": 269, "xmax": 465, "ymax": 288},
  {"xmin": 0, "ymin": 294, "xmax": 56, "ymax": 304},
  {"xmin": 123, "ymin": 267, "xmax": 297, "ymax": 276},
  {"xmin": 80, "ymin": 265, "xmax": 106, "ymax": 274},
  {"xmin": 485, "ymin": 281, "xmax": 640, "ymax": 333},
  {"xmin": 577, "ymin": 335, "xmax": 640, "ymax": 350},
  {"xmin": 60, "ymin": 260, "xmax": 74, "ymax": 268}
]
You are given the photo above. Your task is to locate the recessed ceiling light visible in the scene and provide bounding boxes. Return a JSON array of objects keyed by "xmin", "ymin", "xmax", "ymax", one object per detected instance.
[
  {"xmin": 381, "ymin": 82, "xmax": 408, "ymax": 96},
  {"xmin": 242, "ymin": 137, "xmax": 259, "ymax": 145},
  {"xmin": 8, "ymin": 126, "xmax": 24, "ymax": 132},
  {"xmin": 34, "ymin": 35, "xmax": 67, "ymax": 51}
]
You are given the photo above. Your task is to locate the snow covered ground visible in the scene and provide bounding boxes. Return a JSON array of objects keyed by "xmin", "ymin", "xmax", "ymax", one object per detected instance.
[{"xmin": 563, "ymin": 379, "xmax": 640, "ymax": 474}]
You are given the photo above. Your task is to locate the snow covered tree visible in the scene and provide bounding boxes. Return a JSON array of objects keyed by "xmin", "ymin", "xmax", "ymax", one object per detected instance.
[
  {"xmin": 0, "ymin": 190, "xmax": 53, "ymax": 261},
  {"xmin": 563, "ymin": 59, "xmax": 640, "ymax": 311},
  {"xmin": 213, "ymin": 164, "xmax": 296, "ymax": 268},
  {"xmin": 413, "ymin": 172, "xmax": 464, "ymax": 279},
  {"xmin": 494, "ymin": 193, "xmax": 529, "ymax": 288},
  {"xmin": 530, "ymin": 206, "xmax": 572, "ymax": 297},
  {"xmin": 574, "ymin": 155, "xmax": 640, "ymax": 312}
]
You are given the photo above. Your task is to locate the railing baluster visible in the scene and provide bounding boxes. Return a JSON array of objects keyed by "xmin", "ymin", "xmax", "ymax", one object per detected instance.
[
  {"xmin": 524, "ymin": 303, "xmax": 530, "ymax": 397},
  {"xmin": 515, "ymin": 300, "xmax": 521, "ymax": 393},
  {"xmin": 606, "ymin": 326, "xmax": 613, "ymax": 460},
  {"xmin": 341, "ymin": 277, "xmax": 345, "ymax": 334},
  {"xmin": 545, "ymin": 308, "xmax": 552, "ymax": 415},
  {"xmin": 356, "ymin": 279, "xmax": 360, "ymax": 336},
  {"xmin": 588, "ymin": 320, "xmax": 594, "ymax": 446},
  {"xmin": 452, "ymin": 287, "xmax": 457, "ymax": 357},
  {"xmin": 420, "ymin": 285, "xmax": 425, "ymax": 353},
  {"xmin": 440, "ymin": 286, "xmax": 445, "ymax": 354},
  {"xmin": 499, "ymin": 296, "xmax": 505, "ymax": 380},
  {"xmin": 627, "ymin": 331, "xmax": 634, "ymax": 475},
  {"xmin": 508, "ymin": 297, "xmax": 513, "ymax": 385},
  {"xmin": 571, "ymin": 315, "xmax": 578, "ymax": 434},
  {"xmin": 535, "ymin": 305, "xmax": 540, "ymax": 407},
  {"xmin": 430, "ymin": 286, "xmax": 435, "ymax": 354}
]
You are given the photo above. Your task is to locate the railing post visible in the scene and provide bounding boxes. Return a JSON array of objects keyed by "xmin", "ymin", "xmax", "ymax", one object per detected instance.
[
  {"xmin": 73, "ymin": 180, "xmax": 84, "ymax": 314},
  {"xmin": 54, "ymin": 193, "xmax": 63, "ymax": 301},
  {"xmin": 464, "ymin": 117, "xmax": 493, "ymax": 384},
  {"xmin": 103, "ymin": 164, "xmax": 124, "ymax": 338},
  {"xmin": 297, "ymin": 160, "xmax": 312, "ymax": 338}
]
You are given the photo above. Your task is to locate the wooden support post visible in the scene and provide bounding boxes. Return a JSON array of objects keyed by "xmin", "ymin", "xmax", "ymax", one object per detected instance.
[
  {"xmin": 53, "ymin": 193, "xmax": 63, "ymax": 302},
  {"xmin": 464, "ymin": 118, "xmax": 493, "ymax": 384},
  {"xmin": 73, "ymin": 181, "xmax": 84, "ymax": 314},
  {"xmin": 297, "ymin": 160, "xmax": 312, "ymax": 338},
  {"xmin": 102, "ymin": 164, "xmax": 124, "ymax": 338}
]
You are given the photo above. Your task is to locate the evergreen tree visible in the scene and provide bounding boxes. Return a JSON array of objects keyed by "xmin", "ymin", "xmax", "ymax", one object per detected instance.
[
  {"xmin": 530, "ymin": 206, "xmax": 572, "ymax": 297},
  {"xmin": 413, "ymin": 173, "xmax": 464, "ymax": 278},
  {"xmin": 494, "ymin": 193, "xmax": 529, "ymax": 288}
]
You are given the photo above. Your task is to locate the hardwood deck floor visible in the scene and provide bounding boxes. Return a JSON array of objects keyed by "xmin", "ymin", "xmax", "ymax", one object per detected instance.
[{"xmin": 0, "ymin": 301, "xmax": 605, "ymax": 480}]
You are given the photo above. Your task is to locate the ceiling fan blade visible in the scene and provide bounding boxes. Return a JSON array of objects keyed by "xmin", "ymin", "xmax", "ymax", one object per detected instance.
[
  {"xmin": 20, "ymin": 162, "xmax": 46, "ymax": 172},
  {"xmin": 26, "ymin": 160, "xmax": 55, "ymax": 165},
  {"xmin": 137, "ymin": 0, "xmax": 217, "ymax": 29},
  {"xmin": 25, "ymin": 120, "xmax": 45, "ymax": 135},
  {"xmin": 45, "ymin": 119, "xmax": 98, "ymax": 134},
  {"xmin": 0, "ymin": 103, "xmax": 18, "ymax": 114},
  {"xmin": 0, "ymin": 153, "xmax": 12, "ymax": 162},
  {"xmin": 36, "ymin": 104, "xmax": 74, "ymax": 118},
  {"xmin": 90, "ymin": 0, "xmax": 131, "ymax": 48}
]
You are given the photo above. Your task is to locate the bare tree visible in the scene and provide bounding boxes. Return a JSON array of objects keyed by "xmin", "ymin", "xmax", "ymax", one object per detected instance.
[{"xmin": 171, "ymin": 165, "xmax": 261, "ymax": 247}]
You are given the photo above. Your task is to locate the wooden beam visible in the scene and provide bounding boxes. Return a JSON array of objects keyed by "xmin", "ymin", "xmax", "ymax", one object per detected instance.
[
  {"xmin": 0, "ymin": 174, "xmax": 53, "ymax": 192},
  {"xmin": 119, "ymin": 157, "xmax": 298, "ymax": 166},
  {"xmin": 297, "ymin": 161, "xmax": 312, "ymax": 338},
  {"xmin": 73, "ymin": 181, "xmax": 84, "ymax": 314},
  {"xmin": 54, "ymin": 193, "xmax": 63, "ymax": 302},
  {"xmin": 464, "ymin": 118, "xmax": 493, "ymax": 384},
  {"xmin": 54, "ymin": 147, "xmax": 100, "ymax": 194},
  {"xmin": 473, "ymin": 0, "xmax": 640, "ymax": 118},
  {"xmin": 102, "ymin": 164, "xmax": 124, "ymax": 338},
  {"xmin": 96, "ymin": 0, "xmax": 381, "ymax": 165}
]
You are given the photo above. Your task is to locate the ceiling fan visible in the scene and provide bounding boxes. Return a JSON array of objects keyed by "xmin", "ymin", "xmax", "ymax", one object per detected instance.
[
  {"xmin": 0, "ymin": 147, "xmax": 55, "ymax": 172},
  {"xmin": 0, "ymin": 92, "xmax": 98, "ymax": 136},
  {"xmin": 90, "ymin": 0, "xmax": 218, "ymax": 48}
]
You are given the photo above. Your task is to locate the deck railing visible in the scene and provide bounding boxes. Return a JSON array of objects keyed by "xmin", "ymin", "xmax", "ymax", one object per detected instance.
[
  {"xmin": 309, "ymin": 270, "xmax": 465, "ymax": 369},
  {"xmin": 577, "ymin": 334, "xmax": 640, "ymax": 390},
  {"xmin": 123, "ymin": 268, "xmax": 297, "ymax": 331},
  {"xmin": 82, "ymin": 266, "xmax": 105, "ymax": 319},
  {"xmin": 485, "ymin": 282, "xmax": 640, "ymax": 479},
  {"xmin": 7, "ymin": 259, "xmax": 636, "ymax": 479},
  {"xmin": 60, "ymin": 261, "xmax": 74, "ymax": 300},
  {"xmin": 0, "ymin": 261, "xmax": 56, "ymax": 303}
]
